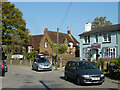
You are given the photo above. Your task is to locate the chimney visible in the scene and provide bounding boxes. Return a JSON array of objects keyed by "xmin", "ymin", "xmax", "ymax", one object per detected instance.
[
  {"xmin": 44, "ymin": 28, "xmax": 48, "ymax": 34},
  {"xmin": 67, "ymin": 26, "xmax": 71, "ymax": 34},
  {"xmin": 85, "ymin": 22, "xmax": 91, "ymax": 32}
]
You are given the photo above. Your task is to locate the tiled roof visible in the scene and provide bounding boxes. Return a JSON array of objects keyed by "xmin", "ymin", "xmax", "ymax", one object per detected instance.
[
  {"xmin": 47, "ymin": 31, "xmax": 79, "ymax": 45},
  {"xmin": 79, "ymin": 24, "xmax": 120, "ymax": 36},
  {"xmin": 27, "ymin": 35, "xmax": 43, "ymax": 49}
]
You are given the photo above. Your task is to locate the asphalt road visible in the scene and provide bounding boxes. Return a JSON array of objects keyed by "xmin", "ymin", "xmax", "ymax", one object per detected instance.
[{"xmin": 1, "ymin": 65, "xmax": 120, "ymax": 89}]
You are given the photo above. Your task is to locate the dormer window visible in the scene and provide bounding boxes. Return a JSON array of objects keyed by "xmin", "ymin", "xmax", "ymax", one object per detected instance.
[
  {"xmin": 69, "ymin": 42, "xmax": 73, "ymax": 49},
  {"xmin": 44, "ymin": 39, "xmax": 48, "ymax": 48}
]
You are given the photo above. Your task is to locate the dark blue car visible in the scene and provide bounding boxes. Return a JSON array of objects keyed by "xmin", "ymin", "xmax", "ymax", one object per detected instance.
[{"xmin": 64, "ymin": 60, "xmax": 105, "ymax": 85}]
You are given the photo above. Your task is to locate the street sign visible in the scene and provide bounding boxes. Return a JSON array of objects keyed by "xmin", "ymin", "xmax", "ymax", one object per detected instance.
[{"xmin": 11, "ymin": 55, "xmax": 23, "ymax": 59}]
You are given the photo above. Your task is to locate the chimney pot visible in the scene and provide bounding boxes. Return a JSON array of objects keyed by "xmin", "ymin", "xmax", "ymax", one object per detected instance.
[
  {"xmin": 85, "ymin": 22, "xmax": 91, "ymax": 32},
  {"xmin": 67, "ymin": 26, "xmax": 71, "ymax": 34}
]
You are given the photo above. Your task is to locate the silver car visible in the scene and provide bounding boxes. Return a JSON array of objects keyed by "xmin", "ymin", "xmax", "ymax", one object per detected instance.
[{"xmin": 32, "ymin": 57, "xmax": 52, "ymax": 71}]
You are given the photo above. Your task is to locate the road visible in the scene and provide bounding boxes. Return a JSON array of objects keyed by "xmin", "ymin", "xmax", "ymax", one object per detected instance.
[{"xmin": 1, "ymin": 65, "xmax": 120, "ymax": 89}]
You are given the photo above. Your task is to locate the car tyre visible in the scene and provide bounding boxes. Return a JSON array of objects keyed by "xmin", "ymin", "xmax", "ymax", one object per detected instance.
[
  {"xmin": 77, "ymin": 77, "xmax": 81, "ymax": 85},
  {"xmin": 32, "ymin": 65, "xmax": 34, "ymax": 70},
  {"xmin": 65, "ymin": 73, "xmax": 69, "ymax": 81},
  {"xmin": 2, "ymin": 72, "xmax": 5, "ymax": 77}
]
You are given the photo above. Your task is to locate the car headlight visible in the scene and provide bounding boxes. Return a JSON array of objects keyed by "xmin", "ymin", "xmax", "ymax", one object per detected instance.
[
  {"xmin": 39, "ymin": 64, "xmax": 43, "ymax": 67},
  {"xmin": 49, "ymin": 64, "xmax": 52, "ymax": 67},
  {"xmin": 82, "ymin": 75, "xmax": 90, "ymax": 78},
  {"xmin": 101, "ymin": 74, "xmax": 104, "ymax": 77}
]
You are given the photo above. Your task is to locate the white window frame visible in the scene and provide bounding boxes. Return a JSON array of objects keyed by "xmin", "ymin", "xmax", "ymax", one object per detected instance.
[
  {"xmin": 83, "ymin": 36, "xmax": 90, "ymax": 44},
  {"xmin": 28, "ymin": 46, "xmax": 32, "ymax": 53},
  {"xmin": 83, "ymin": 48, "xmax": 91, "ymax": 59},
  {"xmin": 69, "ymin": 42, "xmax": 73, "ymax": 49},
  {"xmin": 103, "ymin": 47, "xmax": 116, "ymax": 58},
  {"xmin": 45, "ymin": 42, "xmax": 48, "ymax": 48},
  {"xmin": 103, "ymin": 33, "xmax": 111, "ymax": 42}
]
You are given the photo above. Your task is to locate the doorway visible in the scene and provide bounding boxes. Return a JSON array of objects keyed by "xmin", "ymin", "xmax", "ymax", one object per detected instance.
[{"xmin": 92, "ymin": 49, "xmax": 98, "ymax": 61}]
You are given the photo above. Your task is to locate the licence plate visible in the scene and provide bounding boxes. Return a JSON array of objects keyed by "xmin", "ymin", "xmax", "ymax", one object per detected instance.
[{"xmin": 92, "ymin": 77, "xmax": 100, "ymax": 80}]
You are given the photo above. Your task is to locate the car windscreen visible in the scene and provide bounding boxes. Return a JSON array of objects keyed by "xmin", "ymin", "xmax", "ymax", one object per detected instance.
[
  {"xmin": 37, "ymin": 58, "xmax": 49, "ymax": 63},
  {"xmin": 77, "ymin": 62, "xmax": 96, "ymax": 69}
]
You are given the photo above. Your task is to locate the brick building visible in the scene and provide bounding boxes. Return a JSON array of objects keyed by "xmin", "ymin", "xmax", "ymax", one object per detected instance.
[{"xmin": 27, "ymin": 27, "xmax": 79, "ymax": 57}]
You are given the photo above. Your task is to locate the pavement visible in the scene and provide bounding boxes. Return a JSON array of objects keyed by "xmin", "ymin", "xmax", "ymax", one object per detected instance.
[{"xmin": 1, "ymin": 65, "xmax": 120, "ymax": 89}]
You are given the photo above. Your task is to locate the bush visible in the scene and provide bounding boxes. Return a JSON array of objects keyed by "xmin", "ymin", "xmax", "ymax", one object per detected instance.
[
  {"xmin": 99, "ymin": 59, "xmax": 105, "ymax": 69},
  {"xmin": 113, "ymin": 57, "xmax": 120, "ymax": 80},
  {"xmin": 110, "ymin": 60, "xmax": 118, "ymax": 64},
  {"xmin": 25, "ymin": 50, "xmax": 39, "ymax": 61}
]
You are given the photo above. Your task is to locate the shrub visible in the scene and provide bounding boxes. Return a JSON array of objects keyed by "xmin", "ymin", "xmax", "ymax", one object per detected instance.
[
  {"xmin": 110, "ymin": 60, "xmax": 118, "ymax": 64},
  {"xmin": 99, "ymin": 59, "xmax": 105, "ymax": 69},
  {"xmin": 113, "ymin": 57, "xmax": 120, "ymax": 80},
  {"xmin": 26, "ymin": 50, "xmax": 39, "ymax": 61}
]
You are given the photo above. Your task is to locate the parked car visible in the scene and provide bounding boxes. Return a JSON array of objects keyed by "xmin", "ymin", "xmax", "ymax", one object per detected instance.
[
  {"xmin": 3, "ymin": 60, "xmax": 8, "ymax": 72},
  {"xmin": 37, "ymin": 54, "xmax": 45, "ymax": 58},
  {"xmin": 32, "ymin": 57, "xmax": 52, "ymax": 71},
  {"xmin": 64, "ymin": 60, "xmax": 105, "ymax": 85},
  {"xmin": 0, "ymin": 60, "xmax": 5, "ymax": 77}
]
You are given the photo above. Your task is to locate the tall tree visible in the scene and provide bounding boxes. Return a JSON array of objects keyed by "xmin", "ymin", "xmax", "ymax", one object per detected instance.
[
  {"xmin": 91, "ymin": 16, "xmax": 112, "ymax": 29},
  {"xmin": 2, "ymin": 2, "xmax": 30, "ymax": 55}
]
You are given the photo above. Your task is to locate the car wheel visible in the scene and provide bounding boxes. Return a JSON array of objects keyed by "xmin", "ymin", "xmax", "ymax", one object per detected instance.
[
  {"xmin": 65, "ymin": 73, "xmax": 69, "ymax": 81},
  {"xmin": 32, "ymin": 65, "xmax": 34, "ymax": 70},
  {"xmin": 36, "ymin": 66, "xmax": 39, "ymax": 71},
  {"xmin": 2, "ymin": 72, "xmax": 5, "ymax": 77},
  {"xmin": 77, "ymin": 77, "xmax": 81, "ymax": 85}
]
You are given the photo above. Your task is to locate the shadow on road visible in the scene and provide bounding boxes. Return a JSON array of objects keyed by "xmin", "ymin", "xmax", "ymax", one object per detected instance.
[
  {"xmin": 39, "ymin": 80, "xmax": 51, "ymax": 90},
  {"xmin": 60, "ymin": 76, "xmax": 104, "ymax": 86},
  {"xmin": 31, "ymin": 69, "xmax": 52, "ymax": 72}
]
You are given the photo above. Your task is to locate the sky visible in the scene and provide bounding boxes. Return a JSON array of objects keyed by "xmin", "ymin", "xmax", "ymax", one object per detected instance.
[{"xmin": 11, "ymin": 2, "xmax": 118, "ymax": 41}]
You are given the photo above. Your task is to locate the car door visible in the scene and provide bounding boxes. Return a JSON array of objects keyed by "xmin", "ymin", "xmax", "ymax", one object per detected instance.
[{"xmin": 70, "ymin": 62, "xmax": 77, "ymax": 80}]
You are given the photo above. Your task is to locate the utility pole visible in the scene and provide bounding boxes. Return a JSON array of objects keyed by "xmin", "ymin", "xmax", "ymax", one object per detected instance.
[{"xmin": 55, "ymin": 28, "xmax": 59, "ymax": 70}]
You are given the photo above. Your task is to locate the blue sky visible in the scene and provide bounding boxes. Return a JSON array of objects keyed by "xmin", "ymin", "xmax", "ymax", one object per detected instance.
[{"xmin": 12, "ymin": 2, "xmax": 118, "ymax": 41}]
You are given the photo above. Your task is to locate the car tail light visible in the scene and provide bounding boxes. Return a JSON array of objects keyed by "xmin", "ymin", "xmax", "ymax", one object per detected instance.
[{"xmin": 1, "ymin": 61, "xmax": 4, "ymax": 69}]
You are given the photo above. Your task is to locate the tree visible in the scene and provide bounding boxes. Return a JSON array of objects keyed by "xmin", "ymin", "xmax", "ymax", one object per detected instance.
[
  {"xmin": 2, "ymin": 2, "xmax": 30, "ymax": 56},
  {"xmin": 91, "ymin": 16, "xmax": 112, "ymax": 29}
]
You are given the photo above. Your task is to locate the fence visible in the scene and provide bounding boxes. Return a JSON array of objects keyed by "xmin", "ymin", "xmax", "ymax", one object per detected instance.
[{"xmin": 6, "ymin": 55, "xmax": 80, "ymax": 67}]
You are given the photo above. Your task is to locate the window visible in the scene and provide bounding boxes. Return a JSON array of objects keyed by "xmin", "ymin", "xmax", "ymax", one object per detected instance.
[
  {"xmin": 44, "ymin": 39, "xmax": 48, "ymax": 48},
  {"xmin": 95, "ymin": 35, "xmax": 98, "ymax": 43},
  {"xmin": 71, "ymin": 62, "xmax": 76, "ymax": 69},
  {"xmin": 83, "ymin": 36, "xmax": 90, "ymax": 44},
  {"xmin": 103, "ymin": 47, "xmax": 116, "ymax": 58},
  {"xmin": 45, "ymin": 42, "xmax": 48, "ymax": 48},
  {"xmin": 67, "ymin": 62, "xmax": 72, "ymax": 67},
  {"xmin": 103, "ymin": 33, "xmax": 111, "ymax": 42},
  {"xmin": 28, "ymin": 46, "xmax": 32, "ymax": 53},
  {"xmin": 69, "ymin": 42, "xmax": 73, "ymax": 49},
  {"xmin": 83, "ymin": 48, "xmax": 91, "ymax": 59}
]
